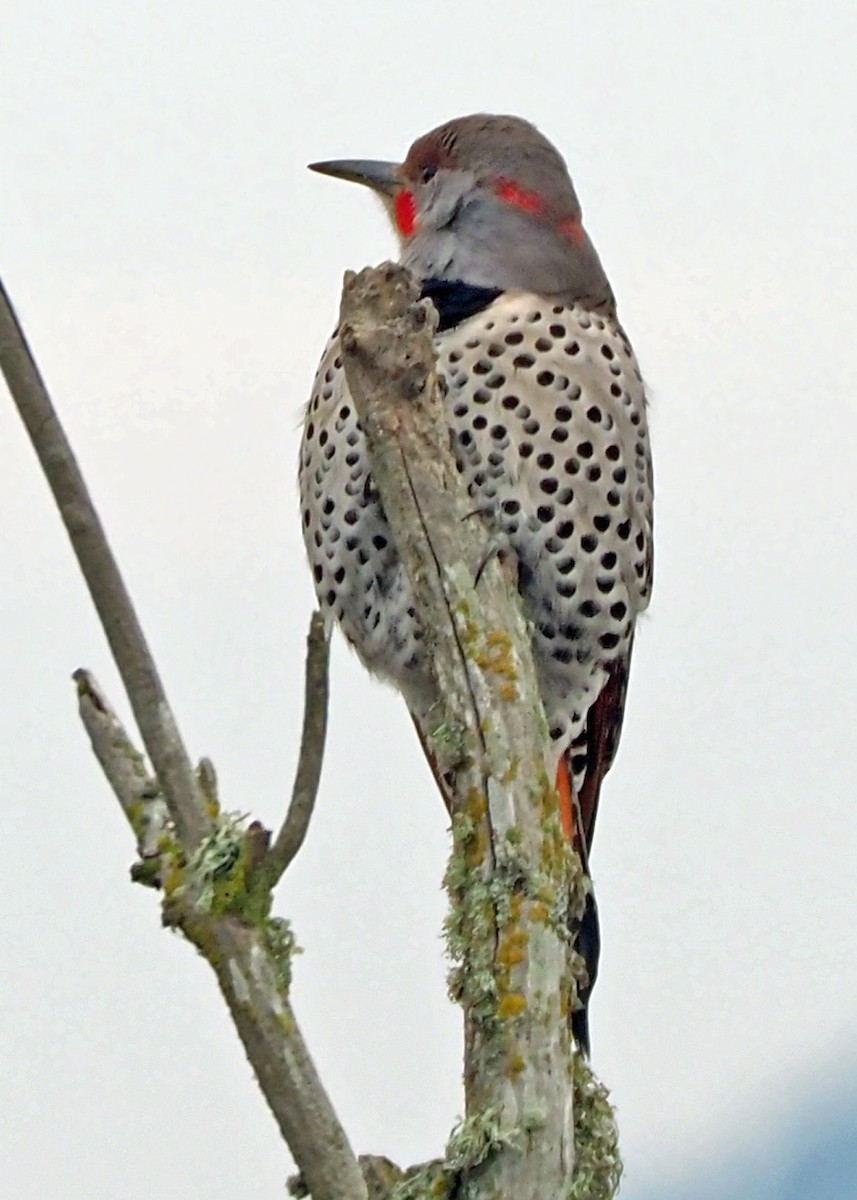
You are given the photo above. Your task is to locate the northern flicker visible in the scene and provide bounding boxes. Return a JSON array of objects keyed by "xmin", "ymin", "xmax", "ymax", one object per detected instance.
[{"xmin": 300, "ymin": 114, "xmax": 653, "ymax": 1055}]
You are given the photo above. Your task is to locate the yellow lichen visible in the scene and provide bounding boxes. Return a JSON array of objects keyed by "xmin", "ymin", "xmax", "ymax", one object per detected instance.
[
  {"xmin": 471, "ymin": 630, "xmax": 519, "ymax": 681},
  {"xmin": 497, "ymin": 993, "xmax": 526, "ymax": 1019},
  {"xmin": 506, "ymin": 1051, "xmax": 525, "ymax": 1077},
  {"xmin": 497, "ymin": 926, "xmax": 529, "ymax": 967},
  {"xmin": 464, "ymin": 787, "xmax": 487, "ymax": 820},
  {"xmin": 501, "ymin": 756, "xmax": 520, "ymax": 784},
  {"xmin": 466, "ymin": 827, "xmax": 488, "ymax": 869},
  {"xmin": 559, "ymin": 983, "xmax": 571, "ymax": 1019}
]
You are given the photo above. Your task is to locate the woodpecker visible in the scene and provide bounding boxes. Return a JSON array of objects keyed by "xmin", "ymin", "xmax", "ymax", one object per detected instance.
[{"xmin": 300, "ymin": 114, "xmax": 653, "ymax": 1055}]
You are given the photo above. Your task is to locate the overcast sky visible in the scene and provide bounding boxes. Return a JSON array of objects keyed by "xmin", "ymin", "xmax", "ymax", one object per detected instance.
[{"xmin": 2, "ymin": 3, "xmax": 856, "ymax": 1197}]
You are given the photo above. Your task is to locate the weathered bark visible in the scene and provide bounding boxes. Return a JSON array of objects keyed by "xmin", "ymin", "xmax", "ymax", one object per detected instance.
[{"xmin": 339, "ymin": 264, "xmax": 585, "ymax": 1199}]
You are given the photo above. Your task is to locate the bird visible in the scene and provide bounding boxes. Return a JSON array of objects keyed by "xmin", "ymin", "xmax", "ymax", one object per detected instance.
[{"xmin": 299, "ymin": 114, "xmax": 653, "ymax": 1055}]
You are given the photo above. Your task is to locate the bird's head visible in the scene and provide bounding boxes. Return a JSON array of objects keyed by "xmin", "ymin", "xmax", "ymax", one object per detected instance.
[{"xmin": 310, "ymin": 114, "xmax": 613, "ymax": 308}]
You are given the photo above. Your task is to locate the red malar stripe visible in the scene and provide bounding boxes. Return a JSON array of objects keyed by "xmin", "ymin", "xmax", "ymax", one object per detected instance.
[{"xmin": 394, "ymin": 190, "xmax": 416, "ymax": 237}]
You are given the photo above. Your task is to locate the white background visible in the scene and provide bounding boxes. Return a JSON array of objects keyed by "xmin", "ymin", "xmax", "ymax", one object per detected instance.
[{"xmin": 1, "ymin": 3, "xmax": 855, "ymax": 1196}]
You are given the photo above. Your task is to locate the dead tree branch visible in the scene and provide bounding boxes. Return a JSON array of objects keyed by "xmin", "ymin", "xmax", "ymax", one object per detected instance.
[{"xmin": 338, "ymin": 264, "xmax": 619, "ymax": 1200}]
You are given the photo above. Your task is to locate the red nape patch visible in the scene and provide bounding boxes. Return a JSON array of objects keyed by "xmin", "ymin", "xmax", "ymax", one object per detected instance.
[
  {"xmin": 494, "ymin": 177, "xmax": 544, "ymax": 215},
  {"xmin": 394, "ymin": 190, "xmax": 416, "ymax": 237},
  {"xmin": 559, "ymin": 215, "xmax": 585, "ymax": 246}
]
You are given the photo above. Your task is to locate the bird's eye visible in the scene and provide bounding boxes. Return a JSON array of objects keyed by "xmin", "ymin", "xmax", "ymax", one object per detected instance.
[{"xmin": 420, "ymin": 164, "xmax": 438, "ymax": 185}]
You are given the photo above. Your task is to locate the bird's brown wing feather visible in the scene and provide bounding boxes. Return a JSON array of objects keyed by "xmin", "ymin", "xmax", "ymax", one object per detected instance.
[{"xmin": 576, "ymin": 646, "xmax": 634, "ymax": 854}]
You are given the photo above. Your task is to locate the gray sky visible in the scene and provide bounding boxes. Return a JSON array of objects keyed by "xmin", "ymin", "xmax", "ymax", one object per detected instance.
[{"xmin": 2, "ymin": 3, "xmax": 856, "ymax": 1197}]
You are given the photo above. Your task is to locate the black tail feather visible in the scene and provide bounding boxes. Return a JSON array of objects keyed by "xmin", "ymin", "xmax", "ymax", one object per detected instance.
[{"xmin": 571, "ymin": 885, "xmax": 601, "ymax": 1058}]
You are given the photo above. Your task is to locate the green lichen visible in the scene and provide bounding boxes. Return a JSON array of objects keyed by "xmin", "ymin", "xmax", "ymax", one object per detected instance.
[
  {"xmin": 172, "ymin": 812, "xmax": 271, "ymax": 924},
  {"xmin": 386, "ymin": 1109, "xmax": 523, "ymax": 1200},
  {"xmin": 445, "ymin": 799, "xmax": 587, "ymax": 1037},
  {"xmin": 262, "ymin": 916, "xmax": 301, "ymax": 995},
  {"xmin": 446, "ymin": 1107, "xmax": 522, "ymax": 1171},
  {"xmin": 387, "ymin": 1161, "xmax": 447, "ymax": 1200},
  {"xmin": 427, "ymin": 712, "xmax": 467, "ymax": 775},
  {"xmin": 504, "ymin": 823, "xmax": 522, "ymax": 846},
  {"xmin": 129, "ymin": 857, "xmax": 162, "ymax": 889},
  {"xmin": 568, "ymin": 1055, "xmax": 622, "ymax": 1200}
]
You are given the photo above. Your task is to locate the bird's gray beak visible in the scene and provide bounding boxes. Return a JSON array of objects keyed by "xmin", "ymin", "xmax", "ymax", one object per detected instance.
[{"xmin": 308, "ymin": 159, "xmax": 401, "ymax": 198}]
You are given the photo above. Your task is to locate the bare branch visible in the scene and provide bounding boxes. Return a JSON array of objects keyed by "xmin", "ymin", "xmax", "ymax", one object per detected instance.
[
  {"xmin": 74, "ymin": 668, "xmax": 170, "ymax": 868},
  {"xmin": 264, "ymin": 610, "xmax": 330, "ymax": 886},
  {"xmin": 185, "ymin": 917, "xmax": 367, "ymax": 1200},
  {"xmin": 0, "ymin": 277, "xmax": 209, "ymax": 850},
  {"xmin": 339, "ymin": 264, "xmax": 592, "ymax": 1198}
]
